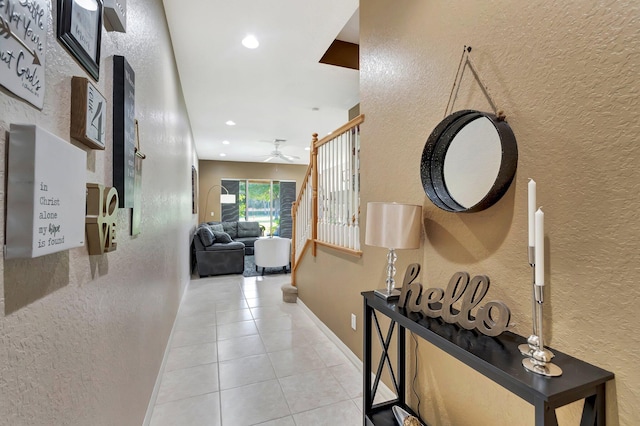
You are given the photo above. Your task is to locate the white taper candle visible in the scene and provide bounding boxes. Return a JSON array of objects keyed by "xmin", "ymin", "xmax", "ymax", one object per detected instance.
[
  {"xmin": 535, "ymin": 208, "xmax": 544, "ymax": 286},
  {"xmin": 528, "ymin": 179, "xmax": 536, "ymax": 247}
]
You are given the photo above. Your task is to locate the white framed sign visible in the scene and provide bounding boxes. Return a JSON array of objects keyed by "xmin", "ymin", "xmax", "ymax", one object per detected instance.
[
  {"xmin": 0, "ymin": 0, "xmax": 48, "ymax": 108},
  {"xmin": 5, "ymin": 124, "xmax": 87, "ymax": 259},
  {"xmin": 104, "ymin": 0, "xmax": 126, "ymax": 32},
  {"xmin": 71, "ymin": 76, "xmax": 107, "ymax": 149}
]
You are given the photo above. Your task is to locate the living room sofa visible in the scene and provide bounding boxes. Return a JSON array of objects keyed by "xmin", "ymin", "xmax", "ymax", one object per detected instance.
[
  {"xmin": 207, "ymin": 221, "xmax": 263, "ymax": 255},
  {"xmin": 191, "ymin": 221, "xmax": 262, "ymax": 277}
]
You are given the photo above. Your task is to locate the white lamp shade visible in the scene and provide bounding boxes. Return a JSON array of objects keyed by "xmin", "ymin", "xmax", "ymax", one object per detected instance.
[
  {"xmin": 365, "ymin": 202, "xmax": 422, "ymax": 249},
  {"xmin": 220, "ymin": 193, "xmax": 236, "ymax": 204}
]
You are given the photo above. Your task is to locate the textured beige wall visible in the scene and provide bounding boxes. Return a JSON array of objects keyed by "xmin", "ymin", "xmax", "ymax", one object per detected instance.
[
  {"xmin": 198, "ymin": 160, "xmax": 308, "ymax": 223},
  {"xmin": 0, "ymin": 1, "xmax": 196, "ymax": 424},
  {"xmin": 297, "ymin": 1, "xmax": 639, "ymax": 425}
]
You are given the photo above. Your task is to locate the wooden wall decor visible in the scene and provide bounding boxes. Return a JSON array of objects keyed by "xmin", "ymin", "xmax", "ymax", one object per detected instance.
[
  {"xmin": 131, "ymin": 119, "xmax": 145, "ymax": 236},
  {"xmin": 112, "ymin": 55, "xmax": 135, "ymax": 208},
  {"xmin": 5, "ymin": 124, "xmax": 86, "ymax": 258},
  {"xmin": 71, "ymin": 76, "xmax": 107, "ymax": 149},
  {"xmin": 0, "ymin": 0, "xmax": 48, "ymax": 108},
  {"xmin": 86, "ymin": 183, "xmax": 118, "ymax": 255}
]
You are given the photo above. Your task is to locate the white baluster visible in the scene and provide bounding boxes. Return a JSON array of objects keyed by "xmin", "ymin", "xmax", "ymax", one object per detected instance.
[
  {"xmin": 320, "ymin": 144, "xmax": 325, "ymax": 242},
  {"xmin": 347, "ymin": 131, "xmax": 355, "ymax": 249},
  {"xmin": 341, "ymin": 132, "xmax": 348, "ymax": 248},
  {"xmin": 353, "ymin": 126, "xmax": 360, "ymax": 250}
]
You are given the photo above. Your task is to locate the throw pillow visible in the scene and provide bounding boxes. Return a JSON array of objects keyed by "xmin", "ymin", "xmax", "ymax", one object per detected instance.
[
  {"xmin": 221, "ymin": 222, "xmax": 238, "ymax": 239},
  {"xmin": 210, "ymin": 223, "xmax": 224, "ymax": 233},
  {"xmin": 196, "ymin": 226, "xmax": 215, "ymax": 247},
  {"xmin": 238, "ymin": 221, "xmax": 261, "ymax": 238},
  {"xmin": 212, "ymin": 231, "xmax": 233, "ymax": 244}
]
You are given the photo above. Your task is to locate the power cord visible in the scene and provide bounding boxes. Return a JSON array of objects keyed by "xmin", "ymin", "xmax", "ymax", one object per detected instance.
[{"xmin": 411, "ymin": 331, "xmax": 422, "ymax": 419}]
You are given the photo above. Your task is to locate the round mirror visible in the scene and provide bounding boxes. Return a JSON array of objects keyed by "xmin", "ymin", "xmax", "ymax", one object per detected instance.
[{"xmin": 420, "ymin": 110, "xmax": 518, "ymax": 212}]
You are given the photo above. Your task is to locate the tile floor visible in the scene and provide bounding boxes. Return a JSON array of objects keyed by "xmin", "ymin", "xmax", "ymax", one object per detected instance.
[{"xmin": 148, "ymin": 273, "xmax": 365, "ymax": 426}]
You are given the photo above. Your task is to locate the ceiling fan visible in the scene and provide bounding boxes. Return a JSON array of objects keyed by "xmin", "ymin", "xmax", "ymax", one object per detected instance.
[{"xmin": 260, "ymin": 139, "xmax": 300, "ymax": 163}]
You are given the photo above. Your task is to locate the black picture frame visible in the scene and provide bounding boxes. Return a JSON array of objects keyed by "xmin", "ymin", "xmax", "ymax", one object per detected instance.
[
  {"xmin": 57, "ymin": 0, "xmax": 103, "ymax": 81},
  {"xmin": 112, "ymin": 55, "xmax": 135, "ymax": 208},
  {"xmin": 191, "ymin": 166, "xmax": 198, "ymax": 214}
]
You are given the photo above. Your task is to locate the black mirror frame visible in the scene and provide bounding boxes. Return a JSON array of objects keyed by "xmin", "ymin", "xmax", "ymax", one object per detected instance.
[{"xmin": 420, "ymin": 110, "xmax": 518, "ymax": 213}]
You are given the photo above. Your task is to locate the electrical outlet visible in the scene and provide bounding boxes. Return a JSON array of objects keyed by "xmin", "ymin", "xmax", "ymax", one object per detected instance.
[
  {"xmin": 210, "ymin": 211, "xmax": 214, "ymax": 217},
  {"xmin": 351, "ymin": 313, "xmax": 357, "ymax": 330}
]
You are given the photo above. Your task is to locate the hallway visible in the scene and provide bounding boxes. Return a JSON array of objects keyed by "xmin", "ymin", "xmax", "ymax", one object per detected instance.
[{"xmin": 147, "ymin": 274, "xmax": 364, "ymax": 425}]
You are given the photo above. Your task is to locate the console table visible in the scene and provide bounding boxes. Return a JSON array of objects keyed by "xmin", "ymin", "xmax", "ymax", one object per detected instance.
[{"xmin": 362, "ymin": 291, "xmax": 614, "ymax": 426}]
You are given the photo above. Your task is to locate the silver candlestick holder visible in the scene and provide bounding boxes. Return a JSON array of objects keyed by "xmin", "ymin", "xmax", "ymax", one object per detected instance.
[
  {"xmin": 518, "ymin": 247, "xmax": 539, "ymax": 356},
  {"xmin": 518, "ymin": 248, "xmax": 554, "ymax": 358},
  {"xmin": 522, "ymin": 281, "xmax": 562, "ymax": 377}
]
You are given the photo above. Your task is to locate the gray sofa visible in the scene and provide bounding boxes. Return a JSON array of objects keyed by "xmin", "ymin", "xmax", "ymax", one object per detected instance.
[
  {"xmin": 192, "ymin": 221, "xmax": 262, "ymax": 277},
  {"xmin": 208, "ymin": 221, "xmax": 263, "ymax": 255}
]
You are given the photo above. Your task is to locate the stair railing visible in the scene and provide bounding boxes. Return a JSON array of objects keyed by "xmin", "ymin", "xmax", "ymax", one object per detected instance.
[{"xmin": 291, "ymin": 114, "xmax": 364, "ymax": 285}]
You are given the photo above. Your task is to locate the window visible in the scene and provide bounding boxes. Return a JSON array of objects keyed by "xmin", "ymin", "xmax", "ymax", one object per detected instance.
[{"xmin": 240, "ymin": 180, "xmax": 280, "ymax": 236}]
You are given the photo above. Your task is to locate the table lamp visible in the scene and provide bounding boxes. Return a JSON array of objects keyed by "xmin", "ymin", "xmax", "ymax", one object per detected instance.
[{"xmin": 365, "ymin": 202, "xmax": 422, "ymax": 300}]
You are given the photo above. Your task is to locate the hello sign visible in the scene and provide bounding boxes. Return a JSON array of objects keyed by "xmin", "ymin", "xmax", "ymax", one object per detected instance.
[{"xmin": 398, "ymin": 264, "xmax": 512, "ymax": 337}]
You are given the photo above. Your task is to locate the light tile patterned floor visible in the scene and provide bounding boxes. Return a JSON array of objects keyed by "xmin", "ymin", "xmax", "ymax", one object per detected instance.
[{"xmin": 148, "ymin": 274, "xmax": 363, "ymax": 426}]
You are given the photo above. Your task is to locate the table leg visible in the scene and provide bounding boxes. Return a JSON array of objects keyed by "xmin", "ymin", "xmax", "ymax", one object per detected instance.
[
  {"xmin": 535, "ymin": 397, "xmax": 558, "ymax": 426},
  {"xmin": 580, "ymin": 384, "xmax": 606, "ymax": 426}
]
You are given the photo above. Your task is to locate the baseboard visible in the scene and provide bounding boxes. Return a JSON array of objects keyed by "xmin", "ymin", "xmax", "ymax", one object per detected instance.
[
  {"xmin": 297, "ymin": 298, "xmax": 396, "ymax": 402},
  {"xmin": 142, "ymin": 282, "xmax": 190, "ymax": 426}
]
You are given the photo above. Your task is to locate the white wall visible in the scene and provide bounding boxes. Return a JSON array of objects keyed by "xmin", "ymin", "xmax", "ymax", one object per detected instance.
[{"xmin": 0, "ymin": 1, "xmax": 196, "ymax": 424}]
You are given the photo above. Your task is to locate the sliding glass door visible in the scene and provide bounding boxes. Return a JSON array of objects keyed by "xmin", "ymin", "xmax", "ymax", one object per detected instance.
[
  {"xmin": 239, "ymin": 180, "xmax": 280, "ymax": 236},
  {"xmin": 222, "ymin": 179, "xmax": 295, "ymax": 238}
]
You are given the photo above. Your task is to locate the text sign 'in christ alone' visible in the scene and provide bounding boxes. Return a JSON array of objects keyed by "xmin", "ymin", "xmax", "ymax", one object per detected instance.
[{"xmin": 5, "ymin": 124, "xmax": 86, "ymax": 258}]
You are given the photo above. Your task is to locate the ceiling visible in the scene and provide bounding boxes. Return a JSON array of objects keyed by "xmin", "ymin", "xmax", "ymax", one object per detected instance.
[{"xmin": 162, "ymin": 0, "xmax": 360, "ymax": 165}]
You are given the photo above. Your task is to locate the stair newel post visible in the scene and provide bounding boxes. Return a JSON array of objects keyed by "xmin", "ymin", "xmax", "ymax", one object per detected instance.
[
  {"xmin": 291, "ymin": 200, "xmax": 297, "ymax": 286},
  {"xmin": 312, "ymin": 133, "xmax": 318, "ymax": 256}
]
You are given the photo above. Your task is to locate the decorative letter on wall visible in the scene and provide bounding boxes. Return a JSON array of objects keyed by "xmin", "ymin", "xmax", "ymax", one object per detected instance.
[
  {"xmin": 86, "ymin": 183, "xmax": 118, "ymax": 255},
  {"xmin": 0, "ymin": 0, "xmax": 48, "ymax": 108},
  {"xmin": 71, "ymin": 76, "xmax": 107, "ymax": 149},
  {"xmin": 112, "ymin": 55, "xmax": 135, "ymax": 208},
  {"xmin": 5, "ymin": 124, "xmax": 86, "ymax": 258}
]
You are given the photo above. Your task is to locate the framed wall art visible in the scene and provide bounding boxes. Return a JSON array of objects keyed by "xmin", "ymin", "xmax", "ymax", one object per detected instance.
[
  {"xmin": 6, "ymin": 124, "xmax": 87, "ymax": 258},
  {"xmin": 103, "ymin": 0, "xmax": 126, "ymax": 32},
  {"xmin": 70, "ymin": 76, "xmax": 107, "ymax": 149},
  {"xmin": 112, "ymin": 55, "xmax": 135, "ymax": 208},
  {"xmin": 0, "ymin": 0, "xmax": 48, "ymax": 108},
  {"xmin": 57, "ymin": 0, "xmax": 103, "ymax": 81},
  {"xmin": 191, "ymin": 166, "xmax": 198, "ymax": 214}
]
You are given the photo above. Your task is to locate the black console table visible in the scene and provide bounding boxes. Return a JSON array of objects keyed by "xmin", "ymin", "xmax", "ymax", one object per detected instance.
[{"xmin": 362, "ymin": 291, "xmax": 614, "ymax": 426}]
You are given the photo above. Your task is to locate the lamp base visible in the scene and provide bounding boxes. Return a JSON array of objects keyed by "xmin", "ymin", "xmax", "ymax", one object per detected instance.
[{"xmin": 374, "ymin": 288, "xmax": 401, "ymax": 300}]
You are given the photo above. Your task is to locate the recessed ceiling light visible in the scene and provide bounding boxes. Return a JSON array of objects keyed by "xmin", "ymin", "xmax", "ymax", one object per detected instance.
[
  {"xmin": 226, "ymin": 120, "xmax": 236, "ymax": 126},
  {"xmin": 222, "ymin": 140, "xmax": 230, "ymax": 145},
  {"xmin": 242, "ymin": 34, "xmax": 259, "ymax": 49},
  {"xmin": 305, "ymin": 147, "xmax": 311, "ymax": 151},
  {"xmin": 220, "ymin": 153, "xmax": 227, "ymax": 157}
]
